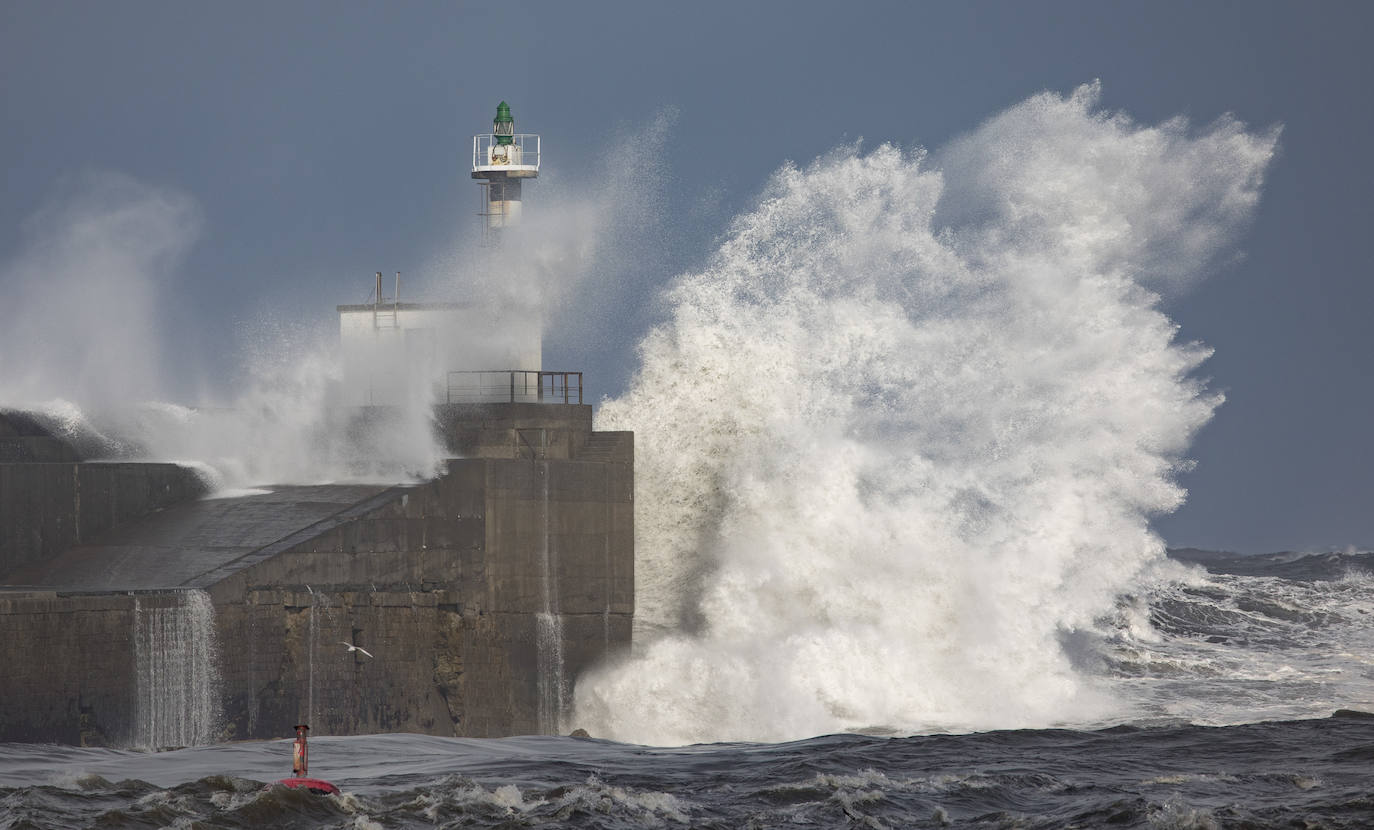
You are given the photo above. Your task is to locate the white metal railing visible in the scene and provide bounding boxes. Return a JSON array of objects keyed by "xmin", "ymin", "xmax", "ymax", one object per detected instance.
[{"xmin": 471, "ymin": 134, "xmax": 540, "ymax": 172}]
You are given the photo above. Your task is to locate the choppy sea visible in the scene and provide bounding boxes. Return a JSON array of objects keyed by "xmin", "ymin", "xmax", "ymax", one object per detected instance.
[{"xmin": 3, "ymin": 550, "xmax": 1374, "ymax": 829}]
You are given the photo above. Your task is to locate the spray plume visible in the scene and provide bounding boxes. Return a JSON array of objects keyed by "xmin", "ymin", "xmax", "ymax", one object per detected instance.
[
  {"xmin": 0, "ymin": 172, "xmax": 200, "ymax": 408},
  {"xmin": 0, "ymin": 110, "xmax": 682, "ymax": 489},
  {"xmin": 0, "ymin": 173, "xmax": 445, "ymax": 488},
  {"xmin": 574, "ymin": 83, "xmax": 1279, "ymax": 745}
]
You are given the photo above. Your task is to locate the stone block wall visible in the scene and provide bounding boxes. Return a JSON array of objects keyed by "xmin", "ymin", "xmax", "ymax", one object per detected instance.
[
  {"xmin": 213, "ymin": 589, "xmax": 463, "ymax": 741},
  {"xmin": 0, "ymin": 591, "xmax": 139, "ymax": 746}
]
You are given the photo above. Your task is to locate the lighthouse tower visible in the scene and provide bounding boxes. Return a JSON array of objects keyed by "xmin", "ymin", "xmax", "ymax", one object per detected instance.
[{"xmin": 471, "ymin": 101, "xmax": 539, "ymax": 237}]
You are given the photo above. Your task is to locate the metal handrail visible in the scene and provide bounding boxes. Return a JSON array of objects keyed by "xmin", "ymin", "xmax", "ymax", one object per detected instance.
[
  {"xmin": 445, "ymin": 370, "xmax": 582, "ymax": 404},
  {"xmin": 471, "ymin": 134, "xmax": 540, "ymax": 172}
]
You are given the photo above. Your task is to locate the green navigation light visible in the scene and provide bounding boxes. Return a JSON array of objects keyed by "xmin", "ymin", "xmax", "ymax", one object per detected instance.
[{"xmin": 494, "ymin": 101, "xmax": 514, "ymax": 145}]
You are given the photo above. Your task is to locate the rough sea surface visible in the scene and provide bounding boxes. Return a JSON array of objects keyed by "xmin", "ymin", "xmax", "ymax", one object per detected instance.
[
  {"xmin": 2, "ymin": 719, "xmax": 1373, "ymax": 829},
  {"xmin": 4, "ymin": 551, "xmax": 1374, "ymax": 829}
]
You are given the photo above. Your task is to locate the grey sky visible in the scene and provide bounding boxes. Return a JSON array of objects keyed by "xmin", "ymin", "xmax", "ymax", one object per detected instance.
[{"xmin": 2, "ymin": 1, "xmax": 1370, "ymax": 554}]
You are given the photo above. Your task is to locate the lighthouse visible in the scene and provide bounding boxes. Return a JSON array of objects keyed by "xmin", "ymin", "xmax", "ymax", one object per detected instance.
[{"xmin": 471, "ymin": 101, "xmax": 540, "ymax": 237}]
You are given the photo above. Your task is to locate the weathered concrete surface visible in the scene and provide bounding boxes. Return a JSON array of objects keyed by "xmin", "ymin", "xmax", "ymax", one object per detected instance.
[
  {"xmin": 435, "ymin": 402, "xmax": 594, "ymax": 460},
  {"xmin": 213, "ymin": 589, "xmax": 461, "ymax": 741},
  {"xmin": 482, "ymin": 458, "xmax": 634, "ymax": 616},
  {"xmin": 0, "ymin": 463, "xmax": 208, "ymax": 581}
]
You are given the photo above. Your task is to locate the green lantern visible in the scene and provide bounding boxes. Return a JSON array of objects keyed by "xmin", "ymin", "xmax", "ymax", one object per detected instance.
[{"xmin": 493, "ymin": 101, "xmax": 514, "ymax": 146}]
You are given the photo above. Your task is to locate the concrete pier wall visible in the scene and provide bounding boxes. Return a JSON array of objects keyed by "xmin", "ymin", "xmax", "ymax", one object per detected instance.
[{"xmin": 0, "ymin": 404, "xmax": 633, "ymax": 746}]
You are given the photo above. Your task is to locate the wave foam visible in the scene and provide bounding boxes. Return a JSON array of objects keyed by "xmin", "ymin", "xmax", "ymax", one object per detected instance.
[{"xmin": 575, "ymin": 83, "xmax": 1278, "ymax": 744}]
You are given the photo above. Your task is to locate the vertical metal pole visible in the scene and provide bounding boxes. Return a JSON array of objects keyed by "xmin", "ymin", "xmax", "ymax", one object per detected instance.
[
  {"xmin": 373, "ymin": 271, "xmax": 382, "ymax": 329},
  {"xmin": 510, "ymin": 371, "xmax": 515, "ymax": 403}
]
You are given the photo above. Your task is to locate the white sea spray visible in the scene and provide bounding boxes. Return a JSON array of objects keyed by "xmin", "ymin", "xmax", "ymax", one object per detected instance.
[{"xmin": 575, "ymin": 83, "xmax": 1279, "ymax": 744}]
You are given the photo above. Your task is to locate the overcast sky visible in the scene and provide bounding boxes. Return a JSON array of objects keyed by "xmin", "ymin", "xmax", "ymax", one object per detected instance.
[{"xmin": 2, "ymin": 1, "xmax": 1370, "ymax": 554}]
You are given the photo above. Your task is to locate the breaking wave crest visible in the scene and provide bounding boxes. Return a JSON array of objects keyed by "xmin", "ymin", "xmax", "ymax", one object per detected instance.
[{"xmin": 575, "ymin": 83, "xmax": 1279, "ymax": 744}]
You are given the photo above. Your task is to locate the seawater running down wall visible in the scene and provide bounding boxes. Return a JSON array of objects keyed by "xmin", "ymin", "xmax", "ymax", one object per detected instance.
[
  {"xmin": 133, "ymin": 590, "xmax": 221, "ymax": 748},
  {"xmin": 535, "ymin": 460, "xmax": 567, "ymax": 735},
  {"xmin": 535, "ymin": 613, "xmax": 566, "ymax": 734}
]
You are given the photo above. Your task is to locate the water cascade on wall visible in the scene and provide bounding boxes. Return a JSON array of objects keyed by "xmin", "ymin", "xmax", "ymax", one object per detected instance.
[
  {"xmin": 535, "ymin": 460, "xmax": 567, "ymax": 734},
  {"xmin": 133, "ymin": 590, "xmax": 221, "ymax": 748}
]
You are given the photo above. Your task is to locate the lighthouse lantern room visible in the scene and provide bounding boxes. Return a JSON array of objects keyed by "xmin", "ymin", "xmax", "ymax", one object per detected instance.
[{"xmin": 471, "ymin": 101, "xmax": 540, "ymax": 235}]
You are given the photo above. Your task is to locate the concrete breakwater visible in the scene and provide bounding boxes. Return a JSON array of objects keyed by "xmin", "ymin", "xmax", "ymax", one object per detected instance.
[{"xmin": 0, "ymin": 403, "xmax": 633, "ymax": 746}]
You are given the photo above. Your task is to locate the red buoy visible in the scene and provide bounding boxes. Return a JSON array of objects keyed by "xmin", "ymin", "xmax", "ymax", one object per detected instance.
[
  {"xmin": 276, "ymin": 724, "xmax": 339, "ymax": 795},
  {"xmin": 279, "ymin": 776, "xmax": 341, "ymax": 796}
]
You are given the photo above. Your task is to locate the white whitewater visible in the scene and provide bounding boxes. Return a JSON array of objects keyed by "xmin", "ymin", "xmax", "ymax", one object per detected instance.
[
  {"xmin": 133, "ymin": 590, "xmax": 221, "ymax": 748},
  {"xmin": 574, "ymin": 83, "xmax": 1279, "ymax": 745}
]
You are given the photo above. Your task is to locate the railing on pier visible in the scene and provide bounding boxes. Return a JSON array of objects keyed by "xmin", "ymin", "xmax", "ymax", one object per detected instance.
[{"xmin": 445, "ymin": 370, "xmax": 583, "ymax": 405}]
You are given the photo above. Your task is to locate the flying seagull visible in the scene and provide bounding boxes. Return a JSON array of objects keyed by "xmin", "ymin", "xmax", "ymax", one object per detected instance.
[{"xmin": 340, "ymin": 642, "xmax": 374, "ymax": 659}]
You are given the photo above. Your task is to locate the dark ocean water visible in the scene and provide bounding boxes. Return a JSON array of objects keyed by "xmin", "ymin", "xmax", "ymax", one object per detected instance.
[
  {"xmin": 3, "ymin": 719, "xmax": 1374, "ymax": 829},
  {"xmin": 3, "ymin": 550, "xmax": 1373, "ymax": 829}
]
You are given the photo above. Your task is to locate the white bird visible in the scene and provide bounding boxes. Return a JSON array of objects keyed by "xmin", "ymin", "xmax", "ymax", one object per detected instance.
[{"xmin": 340, "ymin": 642, "xmax": 374, "ymax": 659}]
